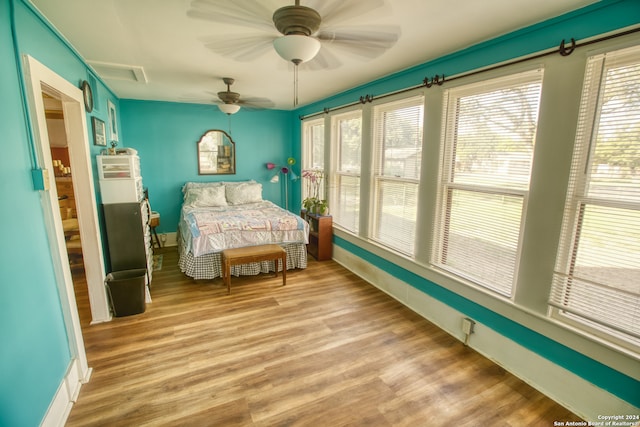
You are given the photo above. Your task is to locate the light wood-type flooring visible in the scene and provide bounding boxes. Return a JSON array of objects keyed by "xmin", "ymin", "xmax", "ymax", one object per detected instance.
[{"xmin": 68, "ymin": 247, "xmax": 581, "ymax": 426}]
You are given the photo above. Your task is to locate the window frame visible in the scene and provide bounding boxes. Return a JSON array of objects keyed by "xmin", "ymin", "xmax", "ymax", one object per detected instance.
[
  {"xmin": 330, "ymin": 109, "xmax": 363, "ymax": 234},
  {"xmin": 301, "ymin": 118, "xmax": 326, "ymax": 202},
  {"xmin": 549, "ymin": 45, "xmax": 640, "ymax": 353},
  {"xmin": 370, "ymin": 95, "xmax": 424, "ymax": 255},
  {"xmin": 432, "ymin": 69, "xmax": 544, "ymax": 297}
]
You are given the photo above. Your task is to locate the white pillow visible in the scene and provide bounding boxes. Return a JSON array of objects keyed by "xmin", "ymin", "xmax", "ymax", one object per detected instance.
[
  {"xmin": 182, "ymin": 180, "xmax": 256, "ymax": 197},
  {"xmin": 226, "ymin": 182, "xmax": 263, "ymax": 205},
  {"xmin": 182, "ymin": 181, "xmax": 224, "ymax": 198},
  {"xmin": 184, "ymin": 186, "xmax": 228, "ymax": 207}
]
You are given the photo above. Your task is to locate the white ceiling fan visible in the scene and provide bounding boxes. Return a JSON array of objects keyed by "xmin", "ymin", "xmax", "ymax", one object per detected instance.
[
  {"xmin": 189, "ymin": 0, "xmax": 400, "ymax": 67},
  {"xmin": 188, "ymin": 0, "xmax": 400, "ymax": 105}
]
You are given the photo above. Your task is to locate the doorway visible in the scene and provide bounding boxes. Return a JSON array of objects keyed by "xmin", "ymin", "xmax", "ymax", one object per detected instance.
[
  {"xmin": 43, "ymin": 93, "xmax": 90, "ymax": 319},
  {"xmin": 24, "ymin": 56, "xmax": 111, "ymax": 324},
  {"xmin": 23, "ymin": 56, "xmax": 114, "ymax": 408}
]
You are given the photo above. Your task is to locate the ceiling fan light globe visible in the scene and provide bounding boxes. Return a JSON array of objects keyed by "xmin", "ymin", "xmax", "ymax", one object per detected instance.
[
  {"xmin": 273, "ymin": 35, "xmax": 320, "ymax": 64},
  {"xmin": 218, "ymin": 103, "xmax": 240, "ymax": 115}
]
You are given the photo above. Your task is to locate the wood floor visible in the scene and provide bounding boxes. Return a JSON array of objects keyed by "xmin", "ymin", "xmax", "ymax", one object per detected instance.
[{"xmin": 68, "ymin": 247, "xmax": 581, "ymax": 426}]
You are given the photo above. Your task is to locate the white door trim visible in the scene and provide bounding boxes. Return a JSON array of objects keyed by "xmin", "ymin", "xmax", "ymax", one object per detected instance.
[{"xmin": 22, "ymin": 54, "xmax": 111, "ymax": 394}]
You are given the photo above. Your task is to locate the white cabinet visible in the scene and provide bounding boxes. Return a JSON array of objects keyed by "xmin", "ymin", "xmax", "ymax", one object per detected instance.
[
  {"xmin": 98, "ymin": 154, "xmax": 140, "ymax": 180},
  {"xmin": 98, "ymin": 155, "xmax": 144, "ymax": 203}
]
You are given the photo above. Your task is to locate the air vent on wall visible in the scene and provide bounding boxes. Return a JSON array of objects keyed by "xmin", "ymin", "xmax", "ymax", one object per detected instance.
[{"xmin": 87, "ymin": 60, "xmax": 148, "ymax": 83}]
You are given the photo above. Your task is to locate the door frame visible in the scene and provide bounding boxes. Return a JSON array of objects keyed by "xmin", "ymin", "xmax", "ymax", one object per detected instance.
[{"xmin": 22, "ymin": 55, "xmax": 111, "ymax": 367}]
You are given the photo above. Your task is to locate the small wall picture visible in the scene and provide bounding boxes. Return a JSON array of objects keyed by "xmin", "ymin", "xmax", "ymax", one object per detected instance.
[
  {"xmin": 92, "ymin": 117, "xmax": 106, "ymax": 146},
  {"xmin": 107, "ymin": 99, "xmax": 119, "ymax": 142}
]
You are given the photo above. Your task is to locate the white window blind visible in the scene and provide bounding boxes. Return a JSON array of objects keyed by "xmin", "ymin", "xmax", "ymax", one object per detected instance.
[
  {"xmin": 332, "ymin": 111, "xmax": 362, "ymax": 233},
  {"xmin": 433, "ymin": 70, "xmax": 543, "ymax": 296},
  {"xmin": 302, "ymin": 119, "xmax": 325, "ymax": 201},
  {"xmin": 303, "ymin": 119, "xmax": 325, "ymax": 170},
  {"xmin": 371, "ymin": 96, "xmax": 424, "ymax": 255},
  {"xmin": 550, "ymin": 45, "xmax": 640, "ymax": 351}
]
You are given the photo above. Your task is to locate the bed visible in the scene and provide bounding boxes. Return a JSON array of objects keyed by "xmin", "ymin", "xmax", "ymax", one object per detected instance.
[{"xmin": 178, "ymin": 181, "xmax": 309, "ymax": 280}]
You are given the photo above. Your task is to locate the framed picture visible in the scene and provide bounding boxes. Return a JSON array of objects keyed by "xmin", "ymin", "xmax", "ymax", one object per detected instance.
[
  {"xmin": 92, "ymin": 117, "xmax": 106, "ymax": 146},
  {"xmin": 107, "ymin": 99, "xmax": 119, "ymax": 142}
]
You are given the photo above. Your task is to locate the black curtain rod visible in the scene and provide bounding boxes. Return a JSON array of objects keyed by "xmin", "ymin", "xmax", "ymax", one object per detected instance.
[{"xmin": 299, "ymin": 26, "xmax": 640, "ymax": 121}]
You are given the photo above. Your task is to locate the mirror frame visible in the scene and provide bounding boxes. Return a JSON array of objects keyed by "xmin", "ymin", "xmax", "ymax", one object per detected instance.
[{"xmin": 197, "ymin": 129, "xmax": 236, "ymax": 175}]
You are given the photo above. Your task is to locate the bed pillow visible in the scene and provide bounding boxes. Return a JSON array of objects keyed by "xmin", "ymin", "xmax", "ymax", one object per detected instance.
[
  {"xmin": 182, "ymin": 181, "xmax": 224, "ymax": 199},
  {"xmin": 184, "ymin": 186, "xmax": 228, "ymax": 207},
  {"xmin": 226, "ymin": 182, "xmax": 263, "ymax": 205},
  {"xmin": 182, "ymin": 180, "xmax": 257, "ymax": 197}
]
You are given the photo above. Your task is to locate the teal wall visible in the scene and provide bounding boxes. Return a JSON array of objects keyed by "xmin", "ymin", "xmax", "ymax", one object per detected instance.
[
  {"xmin": 1, "ymin": 1, "xmax": 70, "ymax": 425},
  {"xmin": 1, "ymin": 0, "xmax": 121, "ymax": 425},
  {"xmin": 296, "ymin": 0, "xmax": 640, "ymax": 118},
  {"xmin": 119, "ymin": 101, "xmax": 295, "ymax": 232},
  {"xmin": 0, "ymin": 0, "xmax": 638, "ymax": 424}
]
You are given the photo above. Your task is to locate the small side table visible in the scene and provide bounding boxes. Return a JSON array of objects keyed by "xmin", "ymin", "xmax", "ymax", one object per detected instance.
[
  {"xmin": 149, "ymin": 211, "xmax": 161, "ymax": 249},
  {"xmin": 301, "ymin": 211, "xmax": 332, "ymax": 261}
]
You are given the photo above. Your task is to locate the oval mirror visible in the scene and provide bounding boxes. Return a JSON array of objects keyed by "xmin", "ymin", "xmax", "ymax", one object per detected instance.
[{"xmin": 197, "ymin": 129, "xmax": 235, "ymax": 175}]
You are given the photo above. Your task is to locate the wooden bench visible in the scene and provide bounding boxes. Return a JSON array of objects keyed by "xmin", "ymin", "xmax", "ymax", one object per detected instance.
[{"xmin": 221, "ymin": 244, "xmax": 286, "ymax": 295}]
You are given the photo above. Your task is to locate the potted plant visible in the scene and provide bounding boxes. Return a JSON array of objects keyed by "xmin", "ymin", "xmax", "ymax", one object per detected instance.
[{"xmin": 302, "ymin": 169, "xmax": 328, "ymax": 215}]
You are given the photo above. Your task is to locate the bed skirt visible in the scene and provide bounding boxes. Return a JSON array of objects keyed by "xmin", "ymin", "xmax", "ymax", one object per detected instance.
[{"xmin": 179, "ymin": 241, "xmax": 308, "ymax": 280}]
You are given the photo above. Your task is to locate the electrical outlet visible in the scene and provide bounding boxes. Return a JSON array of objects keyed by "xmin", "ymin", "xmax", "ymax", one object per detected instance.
[{"xmin": 462, "ymin": 317, "xmax": 475, "ymax": 335}]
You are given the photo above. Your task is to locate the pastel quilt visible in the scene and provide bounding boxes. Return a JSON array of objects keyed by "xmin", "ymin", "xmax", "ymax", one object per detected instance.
[{"xmin": 180, "ymin": 201, "xmax": 309, "ymax": 257}]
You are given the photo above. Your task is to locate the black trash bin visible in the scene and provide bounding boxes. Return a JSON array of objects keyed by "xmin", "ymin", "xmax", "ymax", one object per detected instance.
[{"xmin": 105, "ymin": 268, "xmax": 147, "ymax": 317}]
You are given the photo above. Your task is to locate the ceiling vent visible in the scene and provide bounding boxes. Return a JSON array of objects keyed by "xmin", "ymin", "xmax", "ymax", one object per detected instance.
[{"xmin": 87, "ymin": 61, "xmax": 148, "ymax": 83}]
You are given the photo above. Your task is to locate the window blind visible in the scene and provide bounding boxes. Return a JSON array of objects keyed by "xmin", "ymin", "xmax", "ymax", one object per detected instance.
[
  {"xmin": 302, "ymin": 119, "xmax": 325, "ymax": 201},
  {"xmin": 332, "ymin": 111, "xmax": 362, "ymax": 233},
  {"xmin": 550, "ymin": 45, "xmax": 640, "ymax": 351},
  {"xmin": 305, "ymin": 119, "xmax": 325, "ymax": 170},
  {"xmin": 433, "ymin": 70, "xmax": 543, "ymax": 296},
  {"xmin": 371, "ymin": 96, "xmax": 423, "ymax": 254}
]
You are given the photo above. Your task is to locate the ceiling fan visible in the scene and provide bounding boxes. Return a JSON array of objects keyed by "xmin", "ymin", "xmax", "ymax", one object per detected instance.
[
  {"xmin": 188, "ymin": 0, "xmax": 400, "ymax": 105},
  {"xmin": 211, "ymin": 77, "xmax": 274, "ymax": 114}
]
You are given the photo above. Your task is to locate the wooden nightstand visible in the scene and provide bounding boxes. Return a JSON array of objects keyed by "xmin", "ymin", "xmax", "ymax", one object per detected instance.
[{"xmin": 301, "ymin": 211, "xmax": 332, "ymax": 261}]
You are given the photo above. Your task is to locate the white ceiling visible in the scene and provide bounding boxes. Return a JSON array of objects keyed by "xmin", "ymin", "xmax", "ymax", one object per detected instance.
[{"xmin": 29, "ymin": 0, "xmax": 597, "ymax": 111}]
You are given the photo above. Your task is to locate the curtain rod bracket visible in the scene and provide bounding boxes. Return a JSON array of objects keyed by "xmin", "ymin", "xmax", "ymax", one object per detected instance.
[
  {"xmin": 359, "ymin": 94, "xmax": 374, "ymax": 104},
  {"xmin": 424, "ymin": 74, "xmax": 445, "ymax": 88},
  {"xmin": 559, "ymin": 38, "xmax": 576, "ymax": 56}
]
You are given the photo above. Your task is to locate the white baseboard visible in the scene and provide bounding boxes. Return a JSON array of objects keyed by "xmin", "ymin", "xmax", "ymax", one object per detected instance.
[
  {"xmin": 333, "ymin": 246, "xmax": 638, "ymax": 422},
  {"xmin": 159, "ymin": 232, "xmax": 177, "ymax": 247},
  {"xmin": 41, "ymin": 359, "xmax": 91, "ymax": 427}
]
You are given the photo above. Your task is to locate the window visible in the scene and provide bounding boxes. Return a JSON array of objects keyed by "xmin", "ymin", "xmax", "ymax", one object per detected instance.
[
  {"xmin": 550, "ymin": 46, "xmax": 640, "ymax": 351},
  {"xmin": 302, "ymin": 119, "xmax": 325, "ymax": 201},
  {"xmin": 331, "ymin": 111, "xmax": 362, "ymax": 233},
  {"xmin": 371, "ymin": 96, "xmax": 423, "ymax": 255},
  {"xmin": 433, "ymin": 70, "xmax": 543, "ymax": 296}
]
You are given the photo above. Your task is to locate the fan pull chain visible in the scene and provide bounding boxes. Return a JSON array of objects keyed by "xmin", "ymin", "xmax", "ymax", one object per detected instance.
[
  {"xmin": 293, "ymin": 64, "xmax": 299, "ymax": 107},
  {"xmin": 228, "ymin": 114, "xmax": 232, "ymax": 136}
]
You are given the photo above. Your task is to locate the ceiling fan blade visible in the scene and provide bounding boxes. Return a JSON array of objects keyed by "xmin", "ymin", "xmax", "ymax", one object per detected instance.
[
  {"xmin": 317, "ymin": 26, "xmax": 400, "ymax": 59},
  {"xmin": 201, "ymin": 35, "xmax": 275, "ymax": 61},
  {"xmin": 238, "ymin": 97, "xmax": 275, "ymax": 110},
  {"xmin": 303, "ymin": 46, "xmax": 342, "ymax": 70},
  {"xmin": 204, "ymin": 90, "xmax": 273, "ymax": 110},
  {"xmin": 187, "ymin": 0, "xmax": 274, "ymax": 32},
  {"xmin": 178, "ymin": 94, "xmax": 215, "ymax": 104},
  {"xmin": 311, "ymin": 0, "xmax": 387, "ymax": 27}
]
